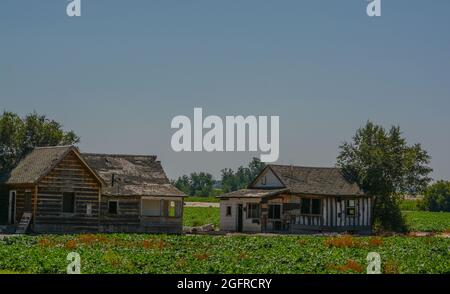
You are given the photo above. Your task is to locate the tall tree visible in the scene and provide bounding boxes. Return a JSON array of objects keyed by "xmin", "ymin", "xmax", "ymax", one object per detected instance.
[
  {"xmin": 248, "ymin": 157, "xmax": 266, "ymax": 179},
  {"xmin": 189, "ymin": 172, "xmax": 213, "ymax": 197},
  {"xmin": 172, "ymin": 175, "xmax": 191, "ymax": 195},
  {"xmin": 0, "ymin": 111, "xmax": 79, "ymax": 172},
  {"xmin": 337, "ymin": 121, "xmax": 432, "ymax": 231},
  {"xmin": 220, "ymin": 157, "xmax": 266, "ymax": 193}
]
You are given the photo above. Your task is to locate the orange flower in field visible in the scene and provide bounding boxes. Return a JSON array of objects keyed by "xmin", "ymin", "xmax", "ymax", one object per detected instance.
[
  {"xmin": 194, "ymin": 252, "xmax": 209, "ymax": 261},
  {"xmin": 368, "ymin": 237, "xmax": 383, "ymax": 247},
  {"xmin": 65, "ymin": 239, "xmax": 78, "ymax": 250},
  {"xmin": 324, "ymin": 235, "xmax": 357, "ymax": 248},
  {"xmin": 326, "ymin": 259, "xmax": 364, "ymax": 273},
  {"xmin": 38, "ymin": 238, "xmax": 52, "ymax": 248}
]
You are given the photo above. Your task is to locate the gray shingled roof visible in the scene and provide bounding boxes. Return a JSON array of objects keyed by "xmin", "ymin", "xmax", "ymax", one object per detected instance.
[
  {"xmin": 82, "ymin": 153, "xmax": 185, "ymax": 197},
  {"xmin": 1, "ymin": 146, "xmax": 73, "ymax": 184},
  {"xmin": 264, "ymin": 165, "xmax": 365, "ymax": 196},
  {"xmin": 218, "ymin": 188, "xmax": 288, "ymax": 199},
  {"xmin": 220, "ymin": 164, "xmax": 365, "ymax": 199}
]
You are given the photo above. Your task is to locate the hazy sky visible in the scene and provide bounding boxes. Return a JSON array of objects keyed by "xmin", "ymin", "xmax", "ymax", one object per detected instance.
[{"xmin": 1, "ymin": 0, "xmax": 449, "ymax": 180}]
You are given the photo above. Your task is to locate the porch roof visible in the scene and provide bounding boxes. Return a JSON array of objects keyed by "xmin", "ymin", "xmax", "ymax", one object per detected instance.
[{"xmin": 218, "ymin": 188, "xmax": 288, "ymax": 199}]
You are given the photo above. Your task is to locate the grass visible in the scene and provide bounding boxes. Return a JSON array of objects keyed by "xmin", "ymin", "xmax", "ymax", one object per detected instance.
[
  {"xmin": 182, "ymin": 206, "xmax": 450, "ymax": 233},
  {"xmin": 0, "ymin": 269, "xmax": 27, "ymax": 274},
  {"xmin": 404, "ymin": 211, "xmax": 450, "ymax": 232},
  {"xmin": 183, "ymin": 207, "xmax": 220, "ymax": 228},
  {"xmin": 400, "ymin": 199, "xmax": 421, "ymax": 211},
  {"xmin": 0, "ymin": 234, "xmax": 448, "ymax": 274}
]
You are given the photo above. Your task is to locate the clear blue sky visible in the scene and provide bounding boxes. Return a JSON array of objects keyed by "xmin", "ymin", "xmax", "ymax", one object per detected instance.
[{"xmin": 1, "ymin": 0, "xmax": 449, "ymax": 180}]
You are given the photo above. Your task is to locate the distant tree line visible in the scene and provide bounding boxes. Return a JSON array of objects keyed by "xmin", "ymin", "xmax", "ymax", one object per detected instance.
[
  {"xmin": 419, "ymin": 180, "xmax": 450, "ymax": 212},
  {"xmin": 172, "ymin": 158, "xmax": 265, "ymax": 197}
]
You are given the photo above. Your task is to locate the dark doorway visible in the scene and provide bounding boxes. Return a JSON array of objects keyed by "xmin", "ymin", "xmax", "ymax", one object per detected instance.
[
  {"xmin": 24, "ymin": 191, "xmax": 32, "ymax": 212},
  {"xmin": 237, "ymin": 204, "xmax": 243, "ymax": 232}
]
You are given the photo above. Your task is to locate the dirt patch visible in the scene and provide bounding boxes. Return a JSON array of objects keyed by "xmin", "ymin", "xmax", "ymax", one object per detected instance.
[{"xmin": 184, "ymin": 202, "xmax": 219, "ymax": 208}]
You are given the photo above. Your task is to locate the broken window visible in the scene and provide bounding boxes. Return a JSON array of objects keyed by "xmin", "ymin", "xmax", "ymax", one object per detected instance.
[
  {"xmin": 24, "ymin": 190, "xmax": 32, "ymax": 212},
  {"xmin": 268, "ymin": 204, "xmax": 281, "ymax": 220},
  {"xmin": 169, "ymin": 201, "xmax": 176, "ymax": 217},
  {"xmin": 141, "ymin": 199, "xmax": 161, "ymax": 216},
  {"xmin": 300, "ymin": 198, "xmax": 322, "ymax": 215},
  {"xmin": 346, "ymin": 199, "xmax": 357, "ymax": 217},
  {"xmin": 311, "ymin": 199, "xmax": 321, "ymax": 215},
  {"xmin": 300, "ymin": 198, "xmax": 310, "ymax": 214},
  {"xmin": 246, "ymin": 203, "xmax": 260, "ymax": 219},
  {"xmin": 86, "ymin": 203, "xmax": 93, "ymax": 216},
  {"xmin": 62, "ymin": 192, "xmax": 75, "ymax": 214},
  {"xmin": 108, "ymin": 200, "xmax": 118, "ymax": 214}
]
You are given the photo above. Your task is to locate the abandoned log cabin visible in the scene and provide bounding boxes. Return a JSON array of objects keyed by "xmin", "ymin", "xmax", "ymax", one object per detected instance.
[
  {"xmin": 0, "ymin": 146, "xmax": 185, "ymax": 234},
  {"xmin": 218, "ymin": 164, "xmax": 372, "ymax": 234}
]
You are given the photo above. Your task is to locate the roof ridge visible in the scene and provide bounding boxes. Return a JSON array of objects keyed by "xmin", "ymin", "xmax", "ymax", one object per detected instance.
[
  {"xmin": 34, "ymin": 145, "xmax": 74, "ymax": 150},
  {"xmin": 82, "ymin": 153, "xmax": 157, "ymax": 158},
  {"xmin": 269, "ymin": 164, "xmax": 340, "ymax": 170}
]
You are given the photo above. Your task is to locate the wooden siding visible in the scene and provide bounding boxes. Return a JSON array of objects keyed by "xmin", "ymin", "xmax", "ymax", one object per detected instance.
[
  {"xmin": 34, "ymin": 151, "xmax": 101, "ymax": 233},
  {"xmin": 5, "ymin": 185, "xmax": 36, "ymax": 224},
  {"xmin": 219, "ymin": 193, "xmax": 373, "ymax": 233},
  {"xmin": 219, "ymin": 198, "xmax": 262, "ymax": 232},
  {"xmin": 291, "ymin": 196, "xmax": 372, "ymax": 232},
  {"xmin": 99, "ymin": 195, "xmax": 183, "ymax": 233}
]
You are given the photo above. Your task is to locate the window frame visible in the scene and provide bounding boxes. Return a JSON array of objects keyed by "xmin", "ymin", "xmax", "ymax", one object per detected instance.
[
  {"xmin": 346, "ymin": 199, "xmax": 357, "ymax": 217},
  {"xmin": 226, "ymin": 206, "xmax": 232, "ymax": 217},
  {"xmin": 300, "ymin": 198, "xmax": 322, "ymax": 216},
  {"xmin": 107, "ymin": 200, "xmax": 119, "ymax": 215},
  {"xmin": 261, "ymin": 176, "xmax": 267, "ymax": 185},
  {"xmin": 86, "ymin": 203, "xmax": 93, "ymax": 216},
  {"xmin": 62, "ymin": 192, "xmax": 76, "ymax": 215},
  {"xmin": 268, "ymin": 204, "xmax": 282, "ymax": 220},
  {"xmin": 141, "ymin": 199, "xmax": 162, "ymax": 217},
  {"xmin": 246, "ymin": 203, "xmax": 260, "ymax": 219}
]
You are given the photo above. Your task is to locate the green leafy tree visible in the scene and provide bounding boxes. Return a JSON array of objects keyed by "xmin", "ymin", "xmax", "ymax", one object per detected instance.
[
  {"xmin": 172, "ymin": 175, "xmax": 191, "ymax": 195},
  {"xmin": 337, "ymin": 121, "xmax": 432, "ymax": 232},
  {"xmin": 0, "ymin": 111, "xmax": 79, "ymax": 172},
  {"xmin": 248, "ymin": 157, "xmax": 266, "ymax": 179},
  {"xmin": 420, "ymin": 181, "xmax": 450, "ymax": 212},
  {"xmin": 220, "ymin": 168, "xmax": 238, "ymax": 193},
  {"xmin": 220, "ymin": 158, "xmax": 266, "ymax": 193},
  {"xmin": 189, "ymin": 172, "xmax": 213, "ymax": 197}
]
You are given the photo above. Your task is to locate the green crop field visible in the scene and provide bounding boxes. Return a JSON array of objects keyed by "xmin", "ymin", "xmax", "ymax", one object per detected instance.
[
  {"xmin": 183, "ymin": 206, "xmax": 450, "ymax": 233},
  {"xmin": 400, "ymin": 199, "xmax": 421, "ymax": 211},
  {"xmin": 0, "ymin": 234, "xmax": 448, "ymax": 274},
  {"xmin": 403, "ymin": 211, "xmax": 450, "ymax": 232},
  {"xmin": 183, "ymin": 207, "xmax": 220, "ymax": 228}
]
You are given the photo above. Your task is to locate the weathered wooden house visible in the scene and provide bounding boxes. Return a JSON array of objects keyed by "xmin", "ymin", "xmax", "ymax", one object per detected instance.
[
  {"xmin": 0, "ymin": 146, "xmax": 185, "ymax": 234},
  {"xmin": 218, "ymin": 164, "xmax": 372, "ymax": 234},
  {"xmin": 82, "ymin": 153, "xmax": 185, "ymax": 233}
]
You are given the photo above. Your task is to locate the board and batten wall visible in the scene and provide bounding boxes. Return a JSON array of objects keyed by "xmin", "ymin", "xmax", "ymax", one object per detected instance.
[
  {"xmin": 286, "ymin": 196, "xmax": 372, "ymax": 232},
  {"xmin": 34, "ymin": 151, "xmax": 101, "ymax": 233}
]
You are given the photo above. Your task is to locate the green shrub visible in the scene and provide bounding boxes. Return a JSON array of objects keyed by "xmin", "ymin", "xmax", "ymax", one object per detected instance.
[{"xmin": 420, "ymin": 181, "xmax": 450, "ymax": 212}]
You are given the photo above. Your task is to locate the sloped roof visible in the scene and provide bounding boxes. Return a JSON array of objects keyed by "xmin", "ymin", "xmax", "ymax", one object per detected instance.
[
  {"xmin": 1, "ymin": 146, "xmax": 73, "ymax": 184},
  {"xmin": 263, "ymin": 165, "xmax": 365, "ymax": 196},
  {"xmin": 220, "ymin": 164, "xmax": 365, "ymax": 199},
  {"xmin": 82, "ymin": 153, "xmax": 185, "ymax": 197},
  {"xmin": 218, "ymin": 188, "xmax": 288, "ymax": 199}
]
